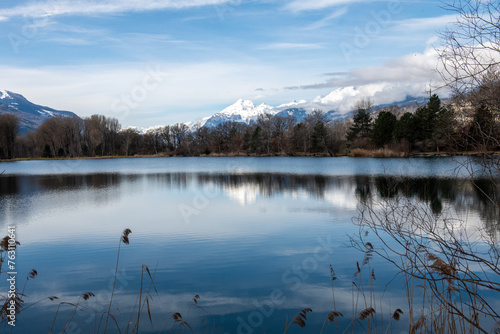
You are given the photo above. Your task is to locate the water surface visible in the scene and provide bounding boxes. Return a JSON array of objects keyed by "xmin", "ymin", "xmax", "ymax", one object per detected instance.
[{"xmin": 0, "ymin": 157, "xmax": 497, "ymax": 333}]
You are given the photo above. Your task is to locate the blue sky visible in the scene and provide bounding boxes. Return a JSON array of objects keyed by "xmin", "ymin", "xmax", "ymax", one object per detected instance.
[{"xmin": 0, "ymin": 0, "xmax": 456, "ymax": 128}]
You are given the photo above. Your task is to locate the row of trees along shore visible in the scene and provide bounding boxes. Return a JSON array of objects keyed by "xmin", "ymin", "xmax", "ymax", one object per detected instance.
[{"xmin": 0, "ymin": 92, "xmax": 498, "ymax": 160}]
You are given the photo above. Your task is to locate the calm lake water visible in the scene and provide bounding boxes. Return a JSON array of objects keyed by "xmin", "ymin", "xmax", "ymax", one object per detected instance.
[{"xmin": 0, "ymin": 157, "xmax": 497, "ymax": 333}]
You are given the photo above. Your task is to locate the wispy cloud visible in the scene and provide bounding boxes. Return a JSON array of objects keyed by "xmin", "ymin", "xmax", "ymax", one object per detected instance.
[
  {"xmin": 303, "ymin": 7, "xmax": 348, "ymax": 30},
  {"xmin": 285, "ymin": 0, "xmax": 372, "ymax": 12},
  {"xmin": 48, "ymin": 24, "xmax": 108, "ymax": 35},
  {"xmin": 0, "ymin": 0, "xmax": 230, "ymax": 21},
  {"xmin": 117, "ymin": 33, "xmax": 187, "ymax": 44},
  {"xmin": 42, "ymin": 37, "xmax": 94, "ymax": 45},
  {"xmin": 259, "ymin": 42, "xmax": 325, "ymax": 50},
  {"xmin": 394, "ymin": 14, "xmax": 457, "ymax": 30}
]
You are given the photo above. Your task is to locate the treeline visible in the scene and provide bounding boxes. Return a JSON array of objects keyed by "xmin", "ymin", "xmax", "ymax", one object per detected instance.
[{"xmin": 0, "ymin": 94, "xmax": 498, "ymax": 160}]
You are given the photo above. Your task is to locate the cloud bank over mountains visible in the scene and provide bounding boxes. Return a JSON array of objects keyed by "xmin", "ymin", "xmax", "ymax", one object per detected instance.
[{"xmin": 186, "ymin": 83, "xmax": 429, "ymax": 130}]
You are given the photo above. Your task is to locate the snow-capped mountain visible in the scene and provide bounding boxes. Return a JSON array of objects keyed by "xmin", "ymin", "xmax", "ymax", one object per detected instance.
[
  {"xmin": 123, "ymin": 125, "xmax": 166, "ymax": 134},
  {"xmin": 187, "ymin": 84, "xmax": 428, "ymax": 129},
  {"xmin": 188, "ymin": 99, "xmax": 276, "ymax": 128},
  {"xmin": 0, "ymin": 90, "xmax": 80, "ymax": 134}
]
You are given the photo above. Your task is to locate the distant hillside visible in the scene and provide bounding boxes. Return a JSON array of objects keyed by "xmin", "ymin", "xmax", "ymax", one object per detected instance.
[{"xmin": 0, "ymin": 90, "xmax": 80, "ymax": 134}]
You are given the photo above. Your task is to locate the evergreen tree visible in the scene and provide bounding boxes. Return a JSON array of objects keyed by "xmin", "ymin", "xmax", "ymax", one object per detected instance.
[
  {"xmin": 251, "ymin": 126, "xmax": 262, "ymax": 153},
  {"xmin": 311, "ymin": 121, "xmax": 328, "ymax": 152},
  {"xmin": 347, "ymin": 109, "xmax": 372, "ymax": 141},
  {"xmin": 469, "ymin": 105, "xmax": 498, "ymax": 150},
  {"xmin": 371, "ymin": 111, "xmax": 397, "ymax": 147},
  {"xmin": 394, "ymin": 112, "xmax": 417, "ymax": 143},
  {"xmin": 413, "ymin": 94, "xmax": 442, "ymax": 141},
  {"xmin": 434, "ymin": 103, "xmax": 456, "ymax": 151}
]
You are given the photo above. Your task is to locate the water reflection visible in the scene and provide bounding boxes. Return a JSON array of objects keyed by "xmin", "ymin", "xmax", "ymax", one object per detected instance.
[
  {"xmin": 0, "ymin": 173, "xmax": 122, "ymax": 196},
  {"xmin": 373, "ymin": 176, "xmax": 499, "ymax": 232},
  {"xmin": 1, "ymin": 173, "xmax": 498, "ymax": 231},
  {"xmin": 1, "ymin": 170, "xmax": 499, "ymax": 333}
]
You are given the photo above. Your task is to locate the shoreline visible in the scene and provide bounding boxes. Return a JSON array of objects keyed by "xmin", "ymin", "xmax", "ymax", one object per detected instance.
[{"xmin": 0, "ymin": 150, "xmax": 496, "ymax": 163}]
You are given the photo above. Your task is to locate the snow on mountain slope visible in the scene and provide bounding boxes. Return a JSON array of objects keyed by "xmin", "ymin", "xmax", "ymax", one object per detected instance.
[
  {"xmin": 220, "ymin": 99, "xmax": 275, "ymax": 119},
  {"xmin": 0, "ymin": 90, "xmax": 80, "ymax": 134},
  {"xmin": 277, "ymin": 100, "xmax": 307, "ymax": 109},
  {"xmin": 122, "ymin": 125, "xmax": 167, "ymax": 134},
  {"xmin": 189, "ymin": 99, "xmax": 276, "ymax": 128},
  {"xmin": 0, "ymin": 90, "xmax": 11, "ymax": 100},
  {"xmin": 187, "ymin": 83, "xmax": 428, "ymax": 130}
]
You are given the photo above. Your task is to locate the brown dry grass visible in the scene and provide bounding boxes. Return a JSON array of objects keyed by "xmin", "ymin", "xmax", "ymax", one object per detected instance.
[{"xmin": 349, "ymin": 148, "xmax": 409, "ymax": 158}]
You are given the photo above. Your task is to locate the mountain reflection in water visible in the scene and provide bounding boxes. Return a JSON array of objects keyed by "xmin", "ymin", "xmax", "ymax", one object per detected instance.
[{"xmin": 1, "ymin": 172, "xmax": 498, "ymax": 232}]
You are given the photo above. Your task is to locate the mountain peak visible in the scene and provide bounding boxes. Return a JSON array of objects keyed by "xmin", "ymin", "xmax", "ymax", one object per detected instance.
[
  {"xmin": 0, "ymin": 90, "xmax": 80, "ymax": 134},
  {"xmin": 219, "ymin": 99, "xmax": 274, "ymax": 118},
  {"xmin": 222, "ymin": 99, "xmax": 256, "ymax": 115}
]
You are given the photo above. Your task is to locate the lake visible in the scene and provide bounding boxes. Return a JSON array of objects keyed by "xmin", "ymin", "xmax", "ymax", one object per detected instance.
[{"xmin": 0, "ymin": 157, "xmax": 498, "ymax": 333}]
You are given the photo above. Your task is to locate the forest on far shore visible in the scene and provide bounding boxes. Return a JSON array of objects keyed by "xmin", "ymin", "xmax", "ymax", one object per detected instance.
[{"xmin": 0, "ymin": 93, "xmax": 498, "ymax": 160}]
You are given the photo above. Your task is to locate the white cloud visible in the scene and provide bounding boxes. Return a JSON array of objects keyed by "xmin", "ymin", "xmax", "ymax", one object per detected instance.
[
  {"xmin": 394, "ymin": 14, "xmax": 457, "ymax": 30},
  {"xmin": 293, "ymin": 48, "xmax": 443, "ymax": 90},
  {"xmin": 325, "ymin": 83, "xmax": 432, "ymax": 112},
  {"xmin": 42, "ymin": 37, "xmax": 94, "ymax": 45},
  {"xmin": 426, "ymin": 35, "xmax": 440, "ymax": 47},
  {"xmin": 351, "ymin": 49, "xmax": 442, "ymax": 85},
  {"xmin": 285, "ymin": 0, "xmax": 372, "ymax": 12},
  {"xmin": 285, "ymin": 48, "xmax": 450, "ymax": 110},
  {"xmin": 259, "ymin": 42, "xmax": 325, "ymax": 50},
  {"xmin": 304, "ymin": 7, "xmax": 349, "ymax": 30},
  {"xmin": 0, "ymin": 0, "xmax": 230, "ymax": 21}
]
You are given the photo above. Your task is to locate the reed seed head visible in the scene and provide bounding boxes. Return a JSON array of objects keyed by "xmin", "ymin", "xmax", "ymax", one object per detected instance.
[
  {"xmin": 359, "ymin": 307, "xmax": 376, "ymax": 320},
  {"xmin": 28, "ymin": 269, "xmax": 38, "ymax": 279},
  {"xmin": 121, "ymin": 228, "xmax": 132, "ymax": 245},
  {"xmin": 292, "ymin": 308, "xmax": 313, "ymax": 328},
  {"xmin": 327, "ymin": 311, "xmax": 343, "ymax": 323},
  {"xmin": 82, "ymin": 292, "xmax": 95, "ymax": 301},
  {"xmin": 392, "ymin": 309, "xmax": 403, "ymax": 321}
]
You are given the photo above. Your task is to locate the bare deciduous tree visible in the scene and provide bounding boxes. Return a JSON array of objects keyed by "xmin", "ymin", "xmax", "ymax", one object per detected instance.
[{"xmin": 438, "ymin": 0, "xmax": 500, "ymax": 100}]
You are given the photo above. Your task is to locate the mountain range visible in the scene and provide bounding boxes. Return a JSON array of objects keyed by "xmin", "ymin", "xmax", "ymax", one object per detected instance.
[
  {"xmin": 186, "ymin": 86, "xmax": 427, "ymax": 130},
  {"xmin": 0, "ymin": 90, "xmax": 79, "ymax": 134},
  {"xmin": 0, "ymin": 87, "xmax": 429, "ymax": 134}
]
